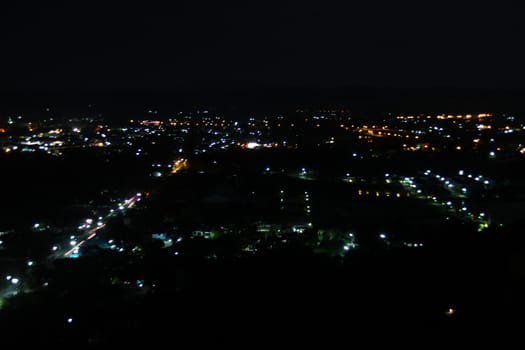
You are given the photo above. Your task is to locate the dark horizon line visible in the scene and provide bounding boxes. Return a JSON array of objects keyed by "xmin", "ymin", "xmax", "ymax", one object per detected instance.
[
  {"xmin": 3, "ymin": 84, "xmax": 525, "ymax": 94},
  {"xmin": 1, "ymin": 85, "xmax": 525, "ymax": 118}
]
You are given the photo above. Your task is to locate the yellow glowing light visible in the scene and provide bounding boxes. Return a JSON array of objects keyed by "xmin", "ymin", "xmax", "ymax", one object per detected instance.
[{"xmin": 445, "ymin": 308, "xmax": 456, "ymax": 316}]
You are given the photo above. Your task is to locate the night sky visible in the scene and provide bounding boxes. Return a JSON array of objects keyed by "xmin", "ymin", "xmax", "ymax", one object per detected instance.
[{"xmin": 1, "ymin": 0, "xmax": 524, "ymax": 92}]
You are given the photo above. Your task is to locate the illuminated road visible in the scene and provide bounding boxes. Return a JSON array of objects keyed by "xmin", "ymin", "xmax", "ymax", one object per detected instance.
[
  {"xmin": 171, "ymin": 158, "xmax": 188, "ymax": 174},
  {"xmin": 0, "ymin": 192, "xmax": 148, "ymax": 302},
  {"xmin": 63, "ymin": 224, "xmax": 105, "ymax": 257},
  {"xmin": 62, "ymin": 195, "xmax": 140, "ymax": 258}
]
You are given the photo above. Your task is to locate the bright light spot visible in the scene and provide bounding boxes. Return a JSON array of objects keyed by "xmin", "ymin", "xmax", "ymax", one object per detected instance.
[
  {"xmin": 484, "ymin": 180, "xmax": 490, "ymax": 185},
  {"xmin": 6, "ymin": 275, "xmax": 12, "ymax": 281},
  {"xmin": 70, "ymin": 240, "xmax": 77, "ymax": 246},
  {"xmin": 33, "ymin": 223, "xmax": 40, "ymax": 228},
  {"xmin": 461, "ymin": 188, "xmax": 467, "ymax": 193},
  {"xmin": 385, "ymin": 173, "xmax": 390, "ymax": 177},
  {"xmin": 458, "ymin": 170, "xmax": 464, "ymax": 176},
  {"xmin": 379, "ymin": 233, "xmax": 386, "ymax": 239},
  {"xmin": 479, "ymin": 213, "xmax": 485, "ymax": 217},
  {"xmin": 52, "ymin": 246, "xmax": 58, "ymax": 251},
  {"xmin": 85, "ymin": 218, "xmax": 93, "ymax": 225},
  {"xmin": 97, "ymin": 222, "xmax": 103, "ymax": 226},
  {"xmin": 11, "ymin": 278, "xmax": 19, "ymax": 284},
  {"xmin": 343, "ymin": 245, "xmax": 350, "ymax": 251},
  {"xmin": 446, "ymin": 201, "xmax": 452, "ymax": 206},
  {"xmin": 246, "ymin": 142, "xmax": 260, "ymax": 149},
  {"xmin": 489, "ymin": 151, "xmax": 495, "ymax": 157},
  {"xmin": 70, "ymin": 235, "xmax": 75, "ymax": 240},
  {"xmin": 445, "ymin": 308, "xmax": 456, "ymax": 316},
  {"xmin": 27, "ymin": 261, "xmax": 33, "ymax": 267},
  {"xmin": 67, "ymin": 318, "xmax": 73, "ymax": 324}
]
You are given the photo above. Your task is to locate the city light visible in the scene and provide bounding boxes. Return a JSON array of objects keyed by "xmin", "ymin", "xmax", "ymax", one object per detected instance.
[{"xmin": 0, "ymin": 100, "xmax": 520, "ymax": 333}]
